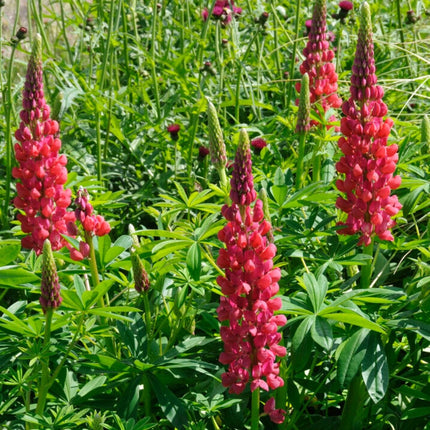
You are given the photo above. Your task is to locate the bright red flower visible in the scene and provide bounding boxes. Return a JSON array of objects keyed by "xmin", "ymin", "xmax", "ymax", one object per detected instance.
[
  {"xmin": 217, "ymin": 130, "xmax": 286, "ymax": 424},
  {"xmin": 296, "ymin": 0, "xmax": 342, "ymax": 128},
  {"xmin": 335, "ymin": 3, "xmax": 401, "ymax": 246},
  {"xmin": 13, "ymin": 34, "xmax": 75, "ymax": 255}
]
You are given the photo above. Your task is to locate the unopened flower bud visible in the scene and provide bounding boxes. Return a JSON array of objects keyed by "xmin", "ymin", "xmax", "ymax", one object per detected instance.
[{"xmin": 40, "ymin": 239, "xmax": 62, "ymax": 313}]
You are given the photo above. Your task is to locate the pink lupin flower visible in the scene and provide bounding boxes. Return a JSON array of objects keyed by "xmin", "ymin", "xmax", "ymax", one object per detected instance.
[
  {"xmin": 296, "ymin": 0, "xmax": 342, "ymax": 127},
  {"xmin": 202, "ymin": 0, "xmax": 242, "ymax": 26},
  {"xmin": 12, "ymin": 34, "xmax": 75, "ymax": 255},
  {"xmin": 335, "ymin": 2, "xmax": 402, "ymax": 246},
  {"xmin": 68, "ymin": 188, "xmax": 111, "ymax": 261},
  {"xmin": 217, "ymin": 129, "xmax": 286, "ymax": 424}
]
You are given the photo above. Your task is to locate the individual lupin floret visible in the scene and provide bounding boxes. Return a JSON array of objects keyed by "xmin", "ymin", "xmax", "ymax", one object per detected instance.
[{"xmin": 335, "ymin": 2, "xmax": 402, "ymax": 246}]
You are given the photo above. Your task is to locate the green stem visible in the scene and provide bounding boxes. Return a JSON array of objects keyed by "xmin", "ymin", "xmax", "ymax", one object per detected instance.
[
  {"xmin": 141, "ymin": 373, "xmax": 151, "ymax": 418},
  {"xmin": 30, "ymin": 0, "xmax": 53, "ymax": 56},
  {"xmin": 143, "ymin": 292, "xmax": 152, "ymax": 339},
  {"xmin": 84, "ymin": 232, "xmax": 105, "ymax": 309},
  {"xmin": 96, "ymin": 110, "xmax": 102, "ymax": 182},
  {"xmin": 59, "ymin": 0, "xmax": 73, "ymax": 64},
  {"xmin": 42, "ymin": 314, "xmax": 85, "ymax": 397},
  {"xmin": 340, "ymin": 373, "xmax": 368, "ymax": 430},
  {"xmin": 150, "ymin": 0, "xmax": 161, "ymax": 119},
  {"xmin": 235, "ymin": 31, "xmax": 259, "ymax": 123},
  {"xmin": 2, "ymin": 43, "xmax": 18, "ymax": 229},
  {"xmin": 285, "ymin": 0, "xmax": 302, "ymax": 113},
  {"xmin": 35, "ymin": 309, "xmax": 53, "ymax": 416},
  {"xmin": 360, "ymin": 240, "xmax": 374, "ymax": 289},
  {"xmin": 251, "ymin": 387, "xmax": 260, "ymax": 430},
  {"xmin": 295, "ymin": 132, "xmax": 307, "ymax": 189}
]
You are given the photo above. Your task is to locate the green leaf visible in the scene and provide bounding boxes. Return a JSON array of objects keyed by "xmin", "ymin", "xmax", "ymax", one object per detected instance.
[
  {"xmin": 73, "ymin": 275, "xmax": 86, "ymax": 301},
  {"xmin": 321, "ymin": 312, "xmax": 386, "ymax": 334},
  {"xmin": 186, "ymin": 242, "xmax": 201, "ymax": 281},
  {"xmin": 96, "ymin": 235, "xmax": 111, "ymax": 267},
  {"xmin": 0, "ymin": 240, "xmax": 21, "ymax": 266},
  {"xmin": 301, "ymin": 272, "xmax": 327, "ymax": 313},
  {"xmin": 148, "ymin": 374, "xmax": 189, "ymax": 429},
  {"xmin": 337, "ymin": 328, "xmax": 369, "ymax": 387},
  {"xmin": 271, "ymin": 185, "xmax": 288, "ymax": 206},
  {"xmin": 361, "ymin": 332, "xmax": 389, "ymax": 403},
  {"xmin": 311, "ymin": 316, "xmax": 333, "ymax": 350},
  {"xmin": 77, "ymin": 375, "xmax": 107, "ymax": 398},
  {"xmin": 292, "ymin": 316, "xmax": 315, "ymax": 352},
  {"xmin": 0, "ymin": 266, "xmax": 39, "ymax": 286},
  {"xmin": 401, "ymin": 407, "xmax": 430, "ymax": 420},
  {"xmin": 0, "ymin": 305, "xmax": 36, "ymax": 336}
]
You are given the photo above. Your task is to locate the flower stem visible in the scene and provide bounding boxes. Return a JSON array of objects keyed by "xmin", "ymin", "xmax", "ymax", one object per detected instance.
[
  {"xmin": 295, "ymin": 132, "xmax": 307, "ymax": 189},
  {"xmin": 2, "ymin": 43, "xmax": 17, "ymax": 229},
  {"xmin": 251, "ymin": 387, "xmax": 260, "ymax": 430},
  {"xmin": 35, "ymin": 308, "xmax": 53, "ymax": 416},
  {"xmin": 285, "ymin": 0, "xmax": 302, "ymax": 113},
  {"xmin": 360, "ymin": 240, "xmax": 374, "ymax": 289},
  {"xmin": 150, "ymin": 0, "xmax": 161, "ymax": 119}
]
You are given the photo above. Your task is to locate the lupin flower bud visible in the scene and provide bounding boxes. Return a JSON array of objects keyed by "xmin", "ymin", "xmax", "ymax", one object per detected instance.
[
  {"xmin": 207, "ymin": 100, "xmax": 227, "ymax": 169},
  {"xmin": 296, "ymin": 0, "xmax": 342, "ymax": 127},
  {"xmin": 217, "ymin": 133, "xmax": 286, "ymax": 424},
  {"xmin": 131, "ymin": 253, "xmax": 150, "ymax": 293},
  {"xmin": 296, "ymin": 73, "xmax": 311, "ymax": 134},
  {"xmin": 128, "ymin": 224, "xmax": 150, "ymax": 293},
  {"xmin": 51, "ymin": 92, "xmax": 64, "ymax": 122},
  {"xmin": 421, "ymin": 115, "xmax": 430, "ymax": 148},
  {"xmin": 13, "ymin": 34, "xmax": 75, "ymax": 255},
  {"xmin": 40, "ymin": 239, "xmax": 62, "ymax": 313},
  {"xmin": 230, "ymin": 129, "xmax": 257, "ymax": 207},
  {"xmin": 335, "ymin": 2, "xmax": 402, "ymax": 246}
]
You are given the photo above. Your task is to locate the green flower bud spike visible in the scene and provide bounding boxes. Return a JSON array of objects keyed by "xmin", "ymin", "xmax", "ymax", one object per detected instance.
[
  {"xmin": 296, "ymin": 73, "xmax": 311, "ymax": 134},
  {"xmin": 40, "ymin": 239, "xmax": 62, "ymax": 313},
  {"xmin": 207, "ymin": 99, "xmax": 228, "ymax": 190},
  {"xmin": 51, "ymin": 91, "xmax": 64, "ymax": 122},
  {"xmin": 421, "ymin": 115, "xmax": 430, "ymax": 152},
  {"xmin": 296, "ymin": 73, "xmax": 310, "ymax": 189},
  {"xmin": 128, "ymin": 224, "xmax": 149, "ymax": 293}
]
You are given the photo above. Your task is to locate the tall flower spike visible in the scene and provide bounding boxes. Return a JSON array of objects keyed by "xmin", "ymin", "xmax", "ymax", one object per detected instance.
[
  {"xmin": 217, "ymin": 130, "xmax": 286, "ymax": 424},
  {"xmin": 296, "ymin": 0, "xmax": 342, "ymax": 127},
  {"xmin": 40, "ymin": 239, "xmax": 62, "ymax": 313},
  {"xmin": 335, "ymin": 2, "xmax": 402, "ymax": 246},
  {"xmin": 12, "ymin": 34, "xmax": 75, "ymax": 255}
]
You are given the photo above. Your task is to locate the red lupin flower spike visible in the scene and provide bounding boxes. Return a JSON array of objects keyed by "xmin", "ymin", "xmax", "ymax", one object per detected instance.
[
  {"xmin": 335, "ymin": 2, "xmax": 402, "ymax": 246},
  {"xmin": 12, "ymin": 34, "xmax": 75, "ymax": 254},
  {"xmin": 296, "ymin": 0, "xmax": 342, "ymax": 127},
  {"xmin": 217, "ymin": 129, "xmax": 286, "ymax": 424}
]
